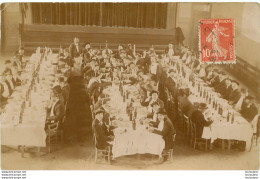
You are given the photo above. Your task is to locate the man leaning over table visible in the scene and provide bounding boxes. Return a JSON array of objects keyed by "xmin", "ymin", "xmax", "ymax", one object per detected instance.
[
  {"xmin": 148, "ymin": 108, "xmax": 176, "ymax": 163},
  {"xmin": 92, "ymin": 109, "xmax": 114, "ymax": 150},
  {"xmin": 191, "ymin": 103, "xmax": 213, "ymax": 139}
]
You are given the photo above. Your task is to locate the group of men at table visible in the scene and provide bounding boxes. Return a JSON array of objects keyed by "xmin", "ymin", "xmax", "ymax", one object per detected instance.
[
  {"xmin": 57, "ymin": 38, "xmax": 258, "ymax": 159},
  {"xmin": 0, "ymin": 47, "xmax": 24, "ymax": 108},
  {"xmin": 7, "ymin": 37, "xmax": 257, "ymax": 158},
  {"xmin": 0, "ymin": 46, "xmax": 71, "ymax": 132}
]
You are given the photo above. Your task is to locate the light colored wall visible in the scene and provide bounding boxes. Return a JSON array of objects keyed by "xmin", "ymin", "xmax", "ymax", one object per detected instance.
[
  {"xmin": 176, "ymin": 2, "xmax": 260, "ymax": 69},
  {"xmin": 176, "ymin": 3, "xmax": 193, "ymax": 46},
  {"xmin": 211, "ymin": 2, "xmax": 260, "ymax": 69},
  {"xmin": 1, "ymin": 3, "xmax": 22, "ymax": 54}
]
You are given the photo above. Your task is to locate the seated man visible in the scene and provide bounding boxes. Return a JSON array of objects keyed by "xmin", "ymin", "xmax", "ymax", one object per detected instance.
[
  {"xmin": 147, "ymin": 102, "xmax": 160, "ymax": 123},
  {"xmin": 191, "ymin": 103, "xmax": 213, "ymax": 138},
  {"xmin": 221, "ymin": 78, "xmax": 232, "ymax": 100},
  {"xmin": 228, "ymin": 80, "xmax": 241, "ymax": 105},
  {"xmin": 92, "ymin": 109, "xmax": 114, "ymax": 150},
  {"xmin": 58, "ymin": 77, "xmax": 70, "ymax": 103},
  {"xmin": 178, "ymin": 88, "xmax": 194, "ymax": 118},
  {"xmin": 149, "ymin": 108, "xmax": 176, "ymax": 162},
  {"xmin": 45, "ymin": 93, "xmax": 65, "ymax": 128},
  {"xmin": 241, "ymin": 96, "xmax": 258, "ymax": 122},
  {"xmin": 142, "ymin": 90, "xmax": 164, "ymax": 112}
]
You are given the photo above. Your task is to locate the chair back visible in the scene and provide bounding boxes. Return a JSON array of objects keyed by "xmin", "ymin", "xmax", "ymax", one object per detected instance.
[
  {"xmin": 173, "ymin": 133, "xmax": 176, "ymax": 142},
  {"xmin": 183, "ymin": 114, "xmax": 189, "ymax": 127},
  {"xmin": 251, "ymin": 114, "xmax": 260, "ymax": 134},
  {"xmin": 164, "ymin": 88, "xmax": 170, "ymax": 101},
  {"xmin": 47, "ymin": 122, "xmax": 59, "ymax": 136},
  {"xmin": 64, "ymin": 101, "xmax": 68, "ymax": 112},
  {"xmin": 90, "ymin": 105, "xmax": 95, "ymax": 120},
  {"xmin": 190, "ymin": 120, "xmax": 197, "ymax": 138}
]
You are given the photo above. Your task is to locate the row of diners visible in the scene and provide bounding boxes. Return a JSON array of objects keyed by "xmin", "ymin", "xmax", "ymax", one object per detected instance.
[{"xmin": 1, "ymin": 38, "xmax": 259, "ymax": 162}]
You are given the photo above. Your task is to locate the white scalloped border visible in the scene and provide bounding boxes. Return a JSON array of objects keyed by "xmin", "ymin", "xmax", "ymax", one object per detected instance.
[{"xmin": 198, "ymin": 18, "xmax": 236, "ymax": 65}]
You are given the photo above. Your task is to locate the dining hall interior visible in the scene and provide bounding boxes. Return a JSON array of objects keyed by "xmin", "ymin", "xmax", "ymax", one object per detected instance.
[{"xmin": 1, "ymin": 2, "xmax": 260, "ymax": 170}]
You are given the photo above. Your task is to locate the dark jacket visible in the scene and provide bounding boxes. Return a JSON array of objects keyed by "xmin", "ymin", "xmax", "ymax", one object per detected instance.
[
  {"xmin": 229, "ymin": 89, "xmax": 241, "ymax": 104},
  {"xmin": 191, "ymin": 110, "xmax": 212, "ymax": 138},
  {"xmin": 178, "ymin": 96, "xmax": 194, "ymax": 118},
  {"xmin": 69, "ymin": 43, "xmax": 82, "ymax": 58},
  {"xmin": 92, "ymin": 119, "xmax": 112, "ymax": 149},
  {"xmin": 166, "ymin": 77, "xmax": 176, "ymax": 97},
  {"xmin": 142, "ymin": 98, "xmax": 164, "ymax": 109},
  {"xmin": 241, "ymin": 103, "xmax": 258, "ymax": 122},
  {"xmin": 46, "ymin": 100, "xmax": 65, "ymax": 122},
  {"xmin": 152, "ymin": 117, "xmax": 176, "ymax": 150}
]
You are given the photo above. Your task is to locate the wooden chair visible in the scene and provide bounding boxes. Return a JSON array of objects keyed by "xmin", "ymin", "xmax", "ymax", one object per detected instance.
[
  {"xmin": 177, "ymin": 108, "xmax": 184, "ymax": 131},
  {"xmin": 183, "ymin": 115, "xmax": 190, "ymax": 139},
  {"xmin": 57, "ymin": 116, "xmax": 66, "ymax": 145},
  {"xmin": 164, "ymin": 88, "xmax": 171, "ymax": 111},
  {"xmin": 161, "ymin": 133, "xmax": 176, "ymax": 161},
  {"xmin": 46, "ymin": 122, "xmax": 59, "ymax": 153},
  {"xmin": 190, "ymin": 120, "xmax": 209, "ymax": 151},
  {"xmin": 94, "ymin": 135, "xmax": 112, "ymax": 164},
  {"xmin": 90, "ymin": 105, "xmax": 95, "ymax": 120}
]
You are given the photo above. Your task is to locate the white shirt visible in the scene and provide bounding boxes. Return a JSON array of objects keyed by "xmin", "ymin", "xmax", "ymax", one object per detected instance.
[
  {"xmin": 158, "ymin": 119, "xmax": 164, "ymax": 131},
  {"xmin": 168, "ymin": 48, "xmax": 174, "ymax": 57},
  {"xmin": 7, "ymin": 79, "xmax": 14, "ymax": 90},
  {"xmin": 150, "ymin": 63, "xmax": 158, "ymax": 75},
  {"xmin": 50, "ymin": 100, "xmax": 59, "ymax": 117},
  {"xmin": 75, "ymin": 44, "xmax": 79, "ymax": 52},
  {"xmin": 1, "ymin": 82, "xmax": 10, "ymax": 98}
]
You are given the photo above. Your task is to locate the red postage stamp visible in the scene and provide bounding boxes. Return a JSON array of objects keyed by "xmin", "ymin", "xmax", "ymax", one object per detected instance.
[{"xmin": 199, "ymin": 19, "xmax": 235, "ymax": 64}]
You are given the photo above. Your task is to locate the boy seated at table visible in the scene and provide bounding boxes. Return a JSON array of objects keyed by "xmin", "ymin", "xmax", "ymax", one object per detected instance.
[
  {"xmin": 92, "ymin": 109, "xmax": 114, "ymax": 150},
  {"xmin": 148, "ymin": 108, "xmax": 176, "ymax": 162}
]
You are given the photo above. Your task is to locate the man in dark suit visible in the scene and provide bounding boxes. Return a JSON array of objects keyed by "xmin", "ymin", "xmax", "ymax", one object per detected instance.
[
  {"xmin": 69, "ymin": 37, "xmax": 82, "ymax": 59},
  {"xmin": 191, "ymin": 103, "xmax": 213, "ymax": 138},
  {"xmin": 228, "ymin": 80, "xmax": 241, "ymax": 105},
  {"xmin": 166, "ymin": 69, "xmax": 177, "ymax": 97},
  {"xmin": 222, "ymin": 78, "xmax": 232, "ymax": 100},
  {"xmin": 150, "ymin": 108, "xmax": 176, "ymax": 162},
  {"xmin": 45, "ymin": 93, "xmax": 65, "ymax": 129},
  {"xmin": 215, "ymin": 72, "xmax": 227, "ymax": 93},
  {"xmin": 241, "ymin": 96, "xmax": 258, "ymax": 122},
  {"xmin": 178, "ymin": 88, "xmax": 194, "ymax": 118},
  {"xmin": 92, "ymin": 109, "xmax": 114, "ymax": 150},
  {"xmin": 209, "ymin": 69, "xmax": 220, "ymax": 87}
]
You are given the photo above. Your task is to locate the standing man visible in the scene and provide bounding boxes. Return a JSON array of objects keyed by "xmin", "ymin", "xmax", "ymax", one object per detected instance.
[{"xmin": 69, "ymin": 37, "xmax": 82, "ymax": 59}]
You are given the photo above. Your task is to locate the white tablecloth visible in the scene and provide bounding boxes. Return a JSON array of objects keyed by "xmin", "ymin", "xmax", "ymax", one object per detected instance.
[
  {"xmin": 112, "ymin": 128, "xmax": 165, "ymax": 159},
  {"xmin": 1, "ymin": 123, "xmax": 46, "ymax": 147}
]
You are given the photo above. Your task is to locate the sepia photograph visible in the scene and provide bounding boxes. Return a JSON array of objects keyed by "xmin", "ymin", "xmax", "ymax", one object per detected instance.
[{"xmin": 0, "ymin": 1, "xmax": 259, "ymax": 171}]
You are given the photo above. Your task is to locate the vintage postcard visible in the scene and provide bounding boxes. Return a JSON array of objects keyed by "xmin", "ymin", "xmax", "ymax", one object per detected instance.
[{"xmin": 0, "ymin": 2, "xmax": 259, "ymax": 175}]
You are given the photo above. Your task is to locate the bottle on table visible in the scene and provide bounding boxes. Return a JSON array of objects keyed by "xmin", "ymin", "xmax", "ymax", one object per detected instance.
[
  {"xmin": 231, "ymin": 112, "xmax": 235, "ymax": 124},
  {"xmin": 226, "ymin": 111, "xmax": 230, "ymax": 122}
]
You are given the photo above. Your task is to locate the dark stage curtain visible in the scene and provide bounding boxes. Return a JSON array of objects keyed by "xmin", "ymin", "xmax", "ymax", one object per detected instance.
[{"xmin": 31, "ymin": 2, "xmax": 168, "ymax": 29}]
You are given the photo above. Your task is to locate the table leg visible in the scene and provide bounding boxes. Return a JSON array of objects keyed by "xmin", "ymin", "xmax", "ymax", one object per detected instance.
[
  {"xmin": 21, "ymin": 145, "xmax": 25, "ymax": 158},
  {"xmin": 210, "ymin": 142, "xmax": 213, "ymax": 150},
  {"xmin": 227, "ymin": 140, "xmax": 231, "ymax": 150},
  {"xmin": 221, "ymin": 139, "xmax": 225, "ymax": 150},
  {"xmin": 36, "ymin": 147, "xmax": 41, "ymax": 157}
]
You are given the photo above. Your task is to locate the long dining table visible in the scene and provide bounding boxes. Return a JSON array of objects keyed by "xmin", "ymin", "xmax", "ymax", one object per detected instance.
[
  {"xmin": 158, "ymin": 52, "xmax": 253, "ymax": 151},
  {"xmin": 102, "ymin": 80, "xmax": 165, "ymax": 159}
]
